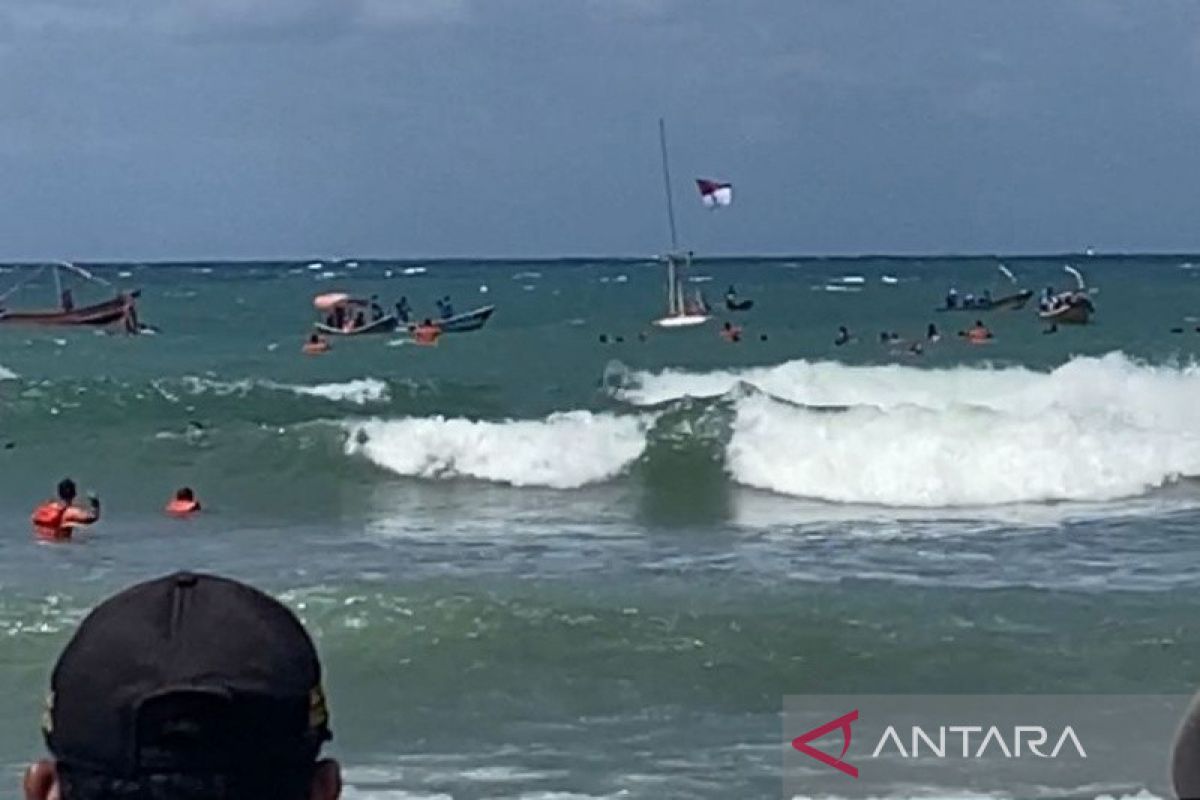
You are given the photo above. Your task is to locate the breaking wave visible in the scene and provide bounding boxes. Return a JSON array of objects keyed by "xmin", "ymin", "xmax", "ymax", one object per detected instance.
[
  {"xmin": 609, "ymin": 353, "xmax": 1200, "ymax": 506},
  {"xmin": 345, "ymin": 412, "xmax": 650, "ymax": 489}
]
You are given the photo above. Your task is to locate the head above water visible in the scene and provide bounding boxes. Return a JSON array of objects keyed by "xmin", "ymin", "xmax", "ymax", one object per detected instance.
[
  {"xmin": 25, "ymin": 572, "xmax": 340, "ymax": 800},
  {"xmin": 56, "ymin": 479, "xmax": 76, "ymax": 503},
  {"xmin": 175, "ymin": 487, "xmax": 195, "ymax": 502}
]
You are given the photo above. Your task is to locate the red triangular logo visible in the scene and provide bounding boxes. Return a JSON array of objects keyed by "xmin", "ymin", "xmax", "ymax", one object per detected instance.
[{"xmin": 791, "ymin": 709, "xmax": 859, "ymax": 778}]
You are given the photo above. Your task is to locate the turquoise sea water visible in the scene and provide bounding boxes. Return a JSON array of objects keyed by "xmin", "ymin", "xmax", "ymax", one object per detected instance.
[{"xmin": 2, "ymin": 255, "xmax": 1200, "ymax": 797}]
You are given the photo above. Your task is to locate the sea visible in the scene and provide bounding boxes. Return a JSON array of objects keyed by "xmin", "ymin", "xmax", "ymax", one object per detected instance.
[{"xmin": 1, "ymin": 255, "xmax": 1200, "ymax": 799}]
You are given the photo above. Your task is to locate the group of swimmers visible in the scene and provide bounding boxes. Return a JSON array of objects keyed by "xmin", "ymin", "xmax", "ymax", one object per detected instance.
[
  {"xmin": 598, "ymin": 322, "xmax": 768, "ymax": 345},
  {"xmin": 31, "ymin": 478, "xmax": 200, "ymax": 542},
  {"xmin": 834, "ymin": 319, "xmax": 992, "ymax": 354}
]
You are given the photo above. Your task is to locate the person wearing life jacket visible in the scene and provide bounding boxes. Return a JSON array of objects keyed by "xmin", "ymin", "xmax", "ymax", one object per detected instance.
[
  {"xmin": 302, "ymin": 333, "xmax": 330, "ymax": 355},
  {"xmin": 960, "ymin": 320, "xmax": 993, "ymax": 344},
  {"xmin": 720, "ymin": 321, "xmax": 742, "ymax": 343},
  {"xmin": 165, "ymin": 487, "xmax": 201, "ymax": 517},
  {"xmin": 32, "ymin": 478, "xmax": 100, "ymax": 541},
  {"xmin": 412, "ymin": 319, "xmax": 442, "ymax": 345}
]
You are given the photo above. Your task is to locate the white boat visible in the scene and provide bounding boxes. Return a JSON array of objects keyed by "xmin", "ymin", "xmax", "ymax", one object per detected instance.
[{"xmin": 651, "ymin": 119, "xmax": 711, "ymax": 329}]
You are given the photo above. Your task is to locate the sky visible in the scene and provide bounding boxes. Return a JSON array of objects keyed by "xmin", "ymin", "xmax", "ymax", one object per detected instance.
[{"xmin": 0, "ymin": 0, "xmax": 1196, "ymax": 260}]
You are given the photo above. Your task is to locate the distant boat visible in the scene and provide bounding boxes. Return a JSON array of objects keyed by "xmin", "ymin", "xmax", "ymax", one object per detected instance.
[
  {"xmin": 936, "ymin": 290, "xmax": 1033, "ymax": 313},
  {"xmin": 313, "ymin": 293, "xmax": 397, "ymax": 336},
  {"xmin": 652, "ymin": 119, "xmax": 710, "ymax": 329},
  {"xmin": 432, "ymin": 305, "xmax": 495, "ymax": 333},
  {"xmin": 0, "ymin": 262, "xmax": 140, "ymax": 329},
  {"xmin": 1039, "ymin": 294, "xmax": 1093, "ymax": 324},
  {"xmin": 1037, "ymin": 266, "xmax": 1095, "ymax": 324}
]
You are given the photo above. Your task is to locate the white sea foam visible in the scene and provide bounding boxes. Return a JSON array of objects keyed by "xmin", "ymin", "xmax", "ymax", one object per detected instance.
[
  {"xmin": 0, "ymin": 364, "xmax": 16, "ymax": 380},
  {"xmin": 180, "ymin": 377, "xmax": 389, "ymax": 405},
  {"xmin": 345, "ymin": 412, "xmax": 649, "ymax": 488},
  {"xmin": 619, "ymin": 353, "xmax": 1200, "ymax": 506},
  {"xmin": 284, "ymin": 378, "xmax": 389, "ymax": 404}
]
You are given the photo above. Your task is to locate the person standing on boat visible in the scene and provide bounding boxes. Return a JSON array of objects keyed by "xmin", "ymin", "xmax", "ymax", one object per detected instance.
[
  {"xmin": 440, "ymin": 296, "xmax": 455, "ymax": 319},
  {"xmin": 369, "ymin": 295, "xmax": 384, "ymax": 322},
  {"xmin": 395, "ymin": 296, "xmax": 411, "ymax": 323},
  {"xmin": 945, "ymin": 288, "xmax": 959, "ymax": 309},
  {"xmin": 60, "ymin": 288, "xmax": 74, "ymax": 312}
]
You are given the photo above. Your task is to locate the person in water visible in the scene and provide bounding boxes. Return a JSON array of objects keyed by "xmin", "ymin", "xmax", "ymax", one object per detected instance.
[
  {"xmin": 165, "ymin": 487, "xmax": 201, "ymax": 517},
  {"xmin": 960, "ymin": 320, "xmax": 993, "ymax": 342},
  {"xmin": 927, "ymin": 322, "xmax": 940, "ymax": 342},
  {"xmin": 835, "ymin": 326, "xmax": 852, "ymax": 346},
  {"xmin": 303, "ymin": 333, "xmax": 330, "ymax": 355},
  {"xmin": 412, "ymin": 318, "xmax": 442, "ymax": 345},
  {"xmin": 32, "ymin": 478, "xmax": 100, "ymax": 541},
  {"xmin": 720, "ymin": 322, "xmax": 742, "ymax": 343},
  {"xmin": 395, "ymin": 296, "xmax": 411, "ymax": 323}
]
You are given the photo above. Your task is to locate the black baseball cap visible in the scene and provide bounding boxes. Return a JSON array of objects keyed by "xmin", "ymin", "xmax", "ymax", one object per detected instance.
[{"xmin": 44, "ymin": 572, "xmax": 331, "ymax": 776}]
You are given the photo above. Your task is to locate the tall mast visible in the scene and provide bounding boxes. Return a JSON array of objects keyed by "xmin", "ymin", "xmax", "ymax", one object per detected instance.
[{"xmin": 658, "ymin": 118, "xmax": 679, "ymax": 253}]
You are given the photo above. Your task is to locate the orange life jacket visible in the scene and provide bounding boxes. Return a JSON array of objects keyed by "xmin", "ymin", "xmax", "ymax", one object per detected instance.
[
  {"xmin": 165, "ymin": 498, "xmax": 200, "ymax": 517},
  {"xmin": 31, "ymin": 501, "xmax": 69, "ymax": 540}
]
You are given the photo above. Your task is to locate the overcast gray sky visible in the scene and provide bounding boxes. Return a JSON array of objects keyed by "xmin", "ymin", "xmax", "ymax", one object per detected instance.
[{"xmin": 0, "ymin": 0, "xmax": 1195, "ymax": 260}]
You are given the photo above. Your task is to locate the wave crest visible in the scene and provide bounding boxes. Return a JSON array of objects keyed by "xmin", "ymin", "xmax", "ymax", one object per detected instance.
[{"xmin": 345, "ymin": 412, "xmax": 649, "ymax": 489}]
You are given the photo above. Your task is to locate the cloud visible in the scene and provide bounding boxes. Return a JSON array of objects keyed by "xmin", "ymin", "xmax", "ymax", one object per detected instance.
[{"xmin": 0, "ymin": 0, "xmax": 472, "ymax": 43}]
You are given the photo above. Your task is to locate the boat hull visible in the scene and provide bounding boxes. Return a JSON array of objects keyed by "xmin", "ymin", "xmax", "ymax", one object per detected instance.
[
  {"xmin": 653, "ymin": 314, "xmax": 710, "ymax": 329},
  {"xmin": 314, "ymin": 315, "xmax": 398, "ymax": 336},
  {"xmin": 0, "ymin": 296, "xmax": 131, "ymax": 327},
  {"xmin": 431, "ymin": 305, "xmax": 495, "ymax": 333},
  {"xmin": 936, "ymin": 290, "xmax": 1033, "ymax": 313},
  {"xmin": 1040, "ymin": 301, "xmax": 1091, "ymax": 325}
]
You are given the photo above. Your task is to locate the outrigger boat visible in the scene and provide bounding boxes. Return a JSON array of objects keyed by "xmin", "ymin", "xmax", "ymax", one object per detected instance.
[
  {"xmin": 652, "ymin": 119, "xmax": 710, "ymax": 329},
  {"xmin": 313, "ymin": 293, "xmax": 398, "ymax": 336},
  {"xmin": 0, "ymin": 262, "xmax": 141, "ymax": 330}
]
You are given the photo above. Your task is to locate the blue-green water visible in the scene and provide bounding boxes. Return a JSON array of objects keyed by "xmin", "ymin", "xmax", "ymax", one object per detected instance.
[{"xmin": 3, "ymin": 256, "xmax": 1200, "ymax": 798}]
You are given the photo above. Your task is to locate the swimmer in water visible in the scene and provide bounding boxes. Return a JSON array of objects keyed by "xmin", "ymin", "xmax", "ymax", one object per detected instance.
[
  {"xmin": 31, "ymin": 478, "xmax": 100, "ymax": 541},
  {"xmin": 165, "ymin": 487, "xmax": 202, "ymax": 517},
  {"xmin": 927, "ymin": 322, "xmax": 940, "ymax": 342},
  {"xmin": 835, "ymin": 326, "xmax": 852, "ymax": 346}
]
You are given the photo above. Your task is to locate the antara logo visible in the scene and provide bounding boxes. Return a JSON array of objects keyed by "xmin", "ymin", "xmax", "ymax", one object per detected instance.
[
  {"xmin": 791, "ymin": 710, "xmax": 1088, "ymax": 779},
  {"xmin": 791, "ymin": 710, "xmax": 859, "ymax": 778}
]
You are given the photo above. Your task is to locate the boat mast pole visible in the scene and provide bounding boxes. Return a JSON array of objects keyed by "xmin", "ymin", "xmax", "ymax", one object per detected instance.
[
  {"xmin": 659, "ymin": 118, "xmax": 679, "ymax": 254},
  {"xmin": 659, "ymin": 118, "xmax": 682, "ymax": 314}
]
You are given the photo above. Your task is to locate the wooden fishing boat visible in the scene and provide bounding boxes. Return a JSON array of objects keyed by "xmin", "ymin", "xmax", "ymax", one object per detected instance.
[
  {"xmin": 0, "ymin": 263, "xmax": 139, "ymax": 329},
  {"xmin": 435, "ymin": 305, "xmax": 495, "ymax": 333}
]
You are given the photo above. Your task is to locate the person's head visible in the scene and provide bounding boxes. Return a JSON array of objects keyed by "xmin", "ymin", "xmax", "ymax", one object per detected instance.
[
  {"xmin": 56, "ymin": 479, "xmax": 76, "ymax": 503},
  {"xmin": 309, "ymin": 333, "xmax": 320, "ymax": 344},
  {"xmin": 175, "ymin": 487, "xmax": 195, "ymax": 503},
  {"xmin": 975, "ymin": 320, "xmax": 983, "ymax": 327},
  {"xmin": 723, "ymin": 322, "xmax": 732, "ymax": 330},
  {"xmin": 25, "ymin": 572, "xmax": 339, "ymax": 800},
  {"xmin": 423, "ymin": 318, "xmax": 432, "ymax": 326}
]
